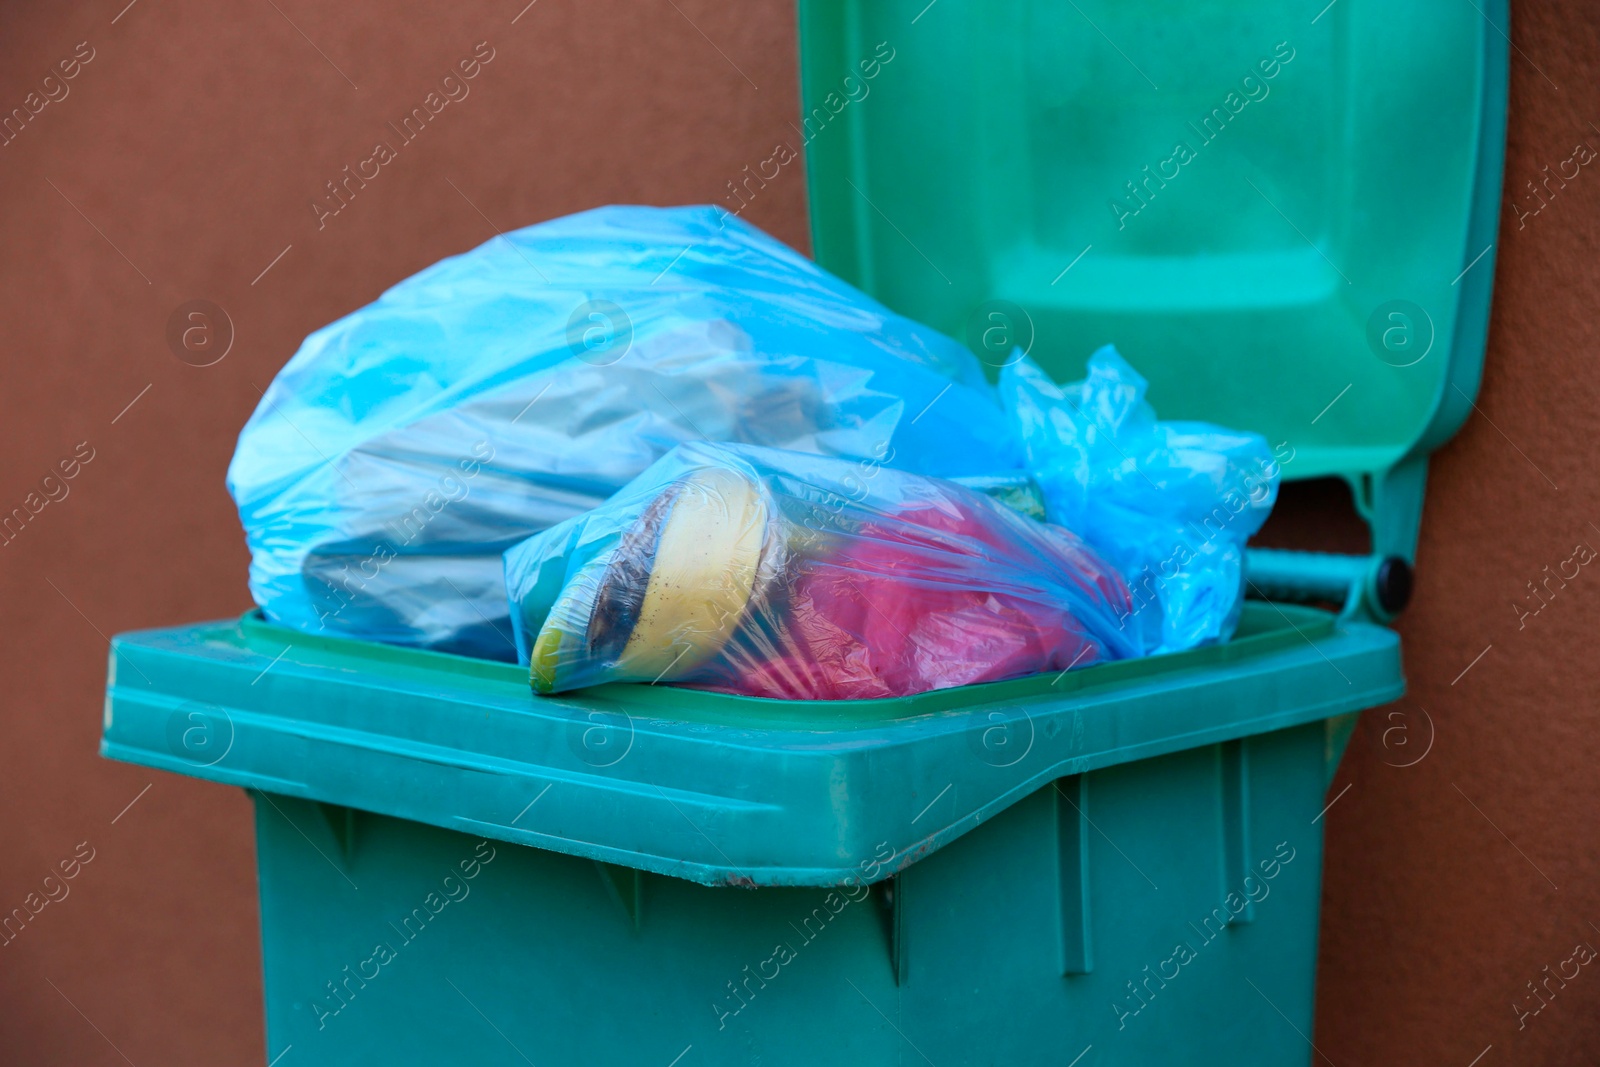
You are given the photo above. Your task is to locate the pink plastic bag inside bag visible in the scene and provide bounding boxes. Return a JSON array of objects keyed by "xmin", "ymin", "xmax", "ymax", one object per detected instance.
[
  {"xmin": 505, "ymin": 442, "xmax": 1145, "ymax": 700},
  {"xmin": 720, "ymin": 503, "xmax": 1126, "ymax": 699}
]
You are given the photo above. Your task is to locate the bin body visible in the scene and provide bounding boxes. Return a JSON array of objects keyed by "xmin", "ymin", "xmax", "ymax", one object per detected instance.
[
  {"xmin": 256, "ymin": 724, "xmax": 1329, "ymax": 1066},
  {"xmin": 104, "ymin": 604, "xmax": 1399, "ymax": 1065}
]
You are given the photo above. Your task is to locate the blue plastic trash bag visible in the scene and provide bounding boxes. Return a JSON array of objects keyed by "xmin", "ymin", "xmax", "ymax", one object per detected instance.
[
  {"xmin": 999, "ymin": 345, "xmax": 1280, "ymax": 654},
  {"xmin": 227, "ymin": 205, "xmax": 1023, "ymax": 659},
  {"xmin": 505, "ymin": 442, "xmax": 1142, "ymax": 699}
]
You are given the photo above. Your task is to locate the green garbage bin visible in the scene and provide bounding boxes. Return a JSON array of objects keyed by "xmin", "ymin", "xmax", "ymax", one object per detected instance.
[{"xmin": 101, "ymin": 1, "xmax": 1506, "ymax": 1063}]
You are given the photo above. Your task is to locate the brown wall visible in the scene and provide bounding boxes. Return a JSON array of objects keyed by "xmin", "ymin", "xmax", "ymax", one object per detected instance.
[
  {"xmin": 0, "ymin": 1, "xmax": 1591, "ymax": 1063},
  {"xmin": 1312, "ymin": 6, "xmax": 1600, "ymax": 1064}
]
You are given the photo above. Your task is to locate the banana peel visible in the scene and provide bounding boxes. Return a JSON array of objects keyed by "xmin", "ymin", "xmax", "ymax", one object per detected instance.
[{"xmin": 530, "ymin": 467, "xmax": 770, "ymax": 692}]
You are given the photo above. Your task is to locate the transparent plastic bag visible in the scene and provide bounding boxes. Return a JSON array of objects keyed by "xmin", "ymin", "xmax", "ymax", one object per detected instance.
[
  {"xmin": 505, "ymin": 441, "xmax": 1144, "ymax": 699},
  {"xmin": 999, "ymin": 345, "xmax": 1281, "ymax": 654},
  {"xmin": 227, "ymin": 205, "xmax": 1023, "ymax": 659}
]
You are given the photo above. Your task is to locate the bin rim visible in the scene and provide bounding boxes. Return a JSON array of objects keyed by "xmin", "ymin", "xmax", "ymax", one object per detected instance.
[
  {"xmin": 102, "ymin": 603, "xmax": 1401, "ymax": 886},
  {"xmin": 231, "ymin": 602, "xmax": 1337, "ymax": 728}
]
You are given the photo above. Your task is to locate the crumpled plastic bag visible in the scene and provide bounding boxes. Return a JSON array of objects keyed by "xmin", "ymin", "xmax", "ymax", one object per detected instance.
[
  {"xmin": 504, "ymin": 441, "xmax": 1144, "ymax": 699},
  {"xmin": 999, "ymin": 345, "xmax": 1280, "ymax": 654},
  {"xmin": 227, "ymin": 205, "xmax": 1023, "ymax": 659}
]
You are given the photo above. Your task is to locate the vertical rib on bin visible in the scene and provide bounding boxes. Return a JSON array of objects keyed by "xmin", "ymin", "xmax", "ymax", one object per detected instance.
[
  {"xmin": 1054, "ymin": 775, "xmax": 1093, "ymax": 975},
  {"xmin": 1221, "ymin": 740, "xmax": 1255, "ymax": 924}
]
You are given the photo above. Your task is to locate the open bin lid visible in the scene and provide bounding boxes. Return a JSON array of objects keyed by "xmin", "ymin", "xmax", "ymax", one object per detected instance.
[{"xmin": 797, "ymin": 0, "xmax": 1509, "ymax": 559}]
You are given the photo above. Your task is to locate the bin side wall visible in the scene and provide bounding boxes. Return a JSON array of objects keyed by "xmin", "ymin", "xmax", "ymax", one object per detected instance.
[{"xmin": 253, "ymin": 723, "xmax": 1328, "ymax": 1066}]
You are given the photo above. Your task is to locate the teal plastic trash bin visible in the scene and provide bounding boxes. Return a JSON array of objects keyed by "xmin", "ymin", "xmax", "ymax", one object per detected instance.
[{"xmin": 101, "ymin": 2, "xmax": 1507, "ymax": 1063}]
